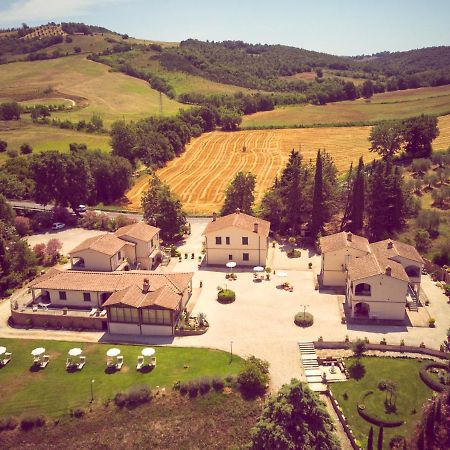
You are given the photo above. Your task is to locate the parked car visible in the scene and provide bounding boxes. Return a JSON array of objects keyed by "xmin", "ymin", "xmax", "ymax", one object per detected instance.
[
  {"xmin": 52, "ymin": 222, "xmax": 65, "ymax": 230},
  {"xmin": 74, "ymin": 204, "xmax": 87, "ymax": 213}
]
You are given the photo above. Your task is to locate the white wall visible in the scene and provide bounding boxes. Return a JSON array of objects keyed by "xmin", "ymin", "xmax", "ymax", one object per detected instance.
[
  {"xmin": 46, "ymin": 289, "xmax": 101, "ymax": 308},
  {"xmin": 108, "ymin": 322, "xmax": 140, "ymax": 335},
  {"xmin": 141, "ymin": 324, "xmax": 172, "ymax": 336},
  {"xmin": 72, "ymin": 248, "xmax": 113, "ymax": 271},
  {"xmin": 322, "ymin": 247, "xmax": 369, "ymax": 286}
]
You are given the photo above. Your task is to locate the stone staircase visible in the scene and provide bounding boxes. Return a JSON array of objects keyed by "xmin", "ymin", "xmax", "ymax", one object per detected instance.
[
  {"xmin": 298, "ymin": 341, "xmax": 323, "ymax": 385},
  {"xmin": 407, "ymin": 284, "xmax": 419, "ymax": 311}
]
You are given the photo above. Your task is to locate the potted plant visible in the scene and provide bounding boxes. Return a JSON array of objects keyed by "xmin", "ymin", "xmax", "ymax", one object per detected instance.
[
  {"xmin": 308, "ymin": 262, "xmax": 313, "ymax": 269},
  {"xmin": 265, "ymin": 267, "xmax": 272, "ymax": 280}
]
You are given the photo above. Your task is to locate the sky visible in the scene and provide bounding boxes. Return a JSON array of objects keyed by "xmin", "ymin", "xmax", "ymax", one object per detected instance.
[{"xmin": 0, "ymin": 0, "xmax": 449, "ymax": 55}]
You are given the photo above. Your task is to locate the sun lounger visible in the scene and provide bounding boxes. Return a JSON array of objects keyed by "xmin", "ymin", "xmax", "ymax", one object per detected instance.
[
  {"xmin": 107, "ymin": 357, "xmax": 115, "ymax": 368},
  {"xmin": 89, "ymin": 308, "xmax": 98, "ymax": 317},
  {"xmin": 150, "ymin": 356, "xmax": 157, "ymax": 368},
  {"xmin": 100, "ymin": 309, "xmax": 107, "ymax": 317},
  {"xmin": 66, "ymin": 357, "xmax": 73, "ymax": 369},
  {"xmin": 40, "ymin": 355, "xmax": 49, "ymax": 368},
  {"xmin": 33, "ymin": 356, "xmax": 41, "ymax": 365},
  {"xmin": 116, "ymin": 355, "xmax": 124, "ymax": 370},
  {"xmin": 136, "ymin": 355, "xmax": 144, "ymax": 370},
  {"xmin": 78, "ymin": 356, "xmax": 86, "ymax": 370},
  {"xmin": 1, "ymin": 352, "xmax": 11, "ymax": 366}
]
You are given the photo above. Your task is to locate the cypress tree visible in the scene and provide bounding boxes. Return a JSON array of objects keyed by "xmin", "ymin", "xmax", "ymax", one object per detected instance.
[
  {"xmin": 311, "ymin": 149, "xmax": 324, "ymax": 237},
  {"xmin": 350, "ymin": 156, "xmax": 365, "ymax": 233},
  {"xmin": 367, "ymin": 426, "xmax": 374, "ymax": 450},
  {"xmin": 340, "ymin": 162, "xmax": 353, "ymax": 230},
  {"xmin": 417, "ymin": 428, "xmax": 425, "ymax": 450},
  {"xmin": 377, "ymin": 425, "xmax": 384, "ymax": 450},
  {"xmin": 367, "ymin": 162, "xmax": 388, "ymax": 240},
  {"xmin": 425, "ymin": 401, "xmax": 435, "ymax": 445}
]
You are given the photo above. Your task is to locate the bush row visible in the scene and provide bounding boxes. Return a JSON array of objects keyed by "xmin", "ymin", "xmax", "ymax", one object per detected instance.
[
  {"xmin": 114, "ymin": 384, "xmax": 152, "ymax": 408},
  {"xmin": 419, "ymin": 361, "xmax": 448, "ymax": 392},
  {"xmin": 174, "ymin": 376, "xmax": 226, "ymax": 397}
]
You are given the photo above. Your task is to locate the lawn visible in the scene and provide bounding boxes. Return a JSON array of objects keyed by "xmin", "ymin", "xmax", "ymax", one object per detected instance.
[
  {"xmin": 330, "ymin": 357, "xmax": 433, "ymax": 449},
  {"xmin": 242, "ymin": 85, "xmax": 450, "ymax": 128},
  {"xmin": 0, "ymin": 338, "xmax": 243, "ymax": 418},
  {"xmin": 0, "ymin": 55, "xmax": 183, "ymax": 127}
]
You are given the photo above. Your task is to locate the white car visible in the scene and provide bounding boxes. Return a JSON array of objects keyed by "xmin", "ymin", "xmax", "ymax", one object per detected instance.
[
  {"xmin": 74, "ymin": 204, "xmax": 87, "ymax": 213},
  {"xmin": 52, "ymin": 222, "xmax": 65, "ymax": 230}
]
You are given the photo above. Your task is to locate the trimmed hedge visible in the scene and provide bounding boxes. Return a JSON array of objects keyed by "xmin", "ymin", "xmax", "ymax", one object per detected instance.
[
  {"xmin": 294, "ymin": 312, "xmax": 314, "ymax": 327},
  {"xmin": 357, "ymin": 391, "xmax": 404, "ymax": 427},
  {"xmin": 419, "ymin": 361, "xmax": 449, "ymax": 392},
  {"xmin": 217, "ymin": 289, "xmax": 236, "ymax": 304}
]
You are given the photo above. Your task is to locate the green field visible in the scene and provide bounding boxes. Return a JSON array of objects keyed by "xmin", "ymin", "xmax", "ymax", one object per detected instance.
[
  {"xmin": 99, "ymin": 49, "xmax": 253, "ymax": 97},
  {"xmin": 242, "ymin": 85, "xmax": 450, "ymax": 128},
  {"xmin": 330, "ymin": 357, "xmax": 433, "ymax": 449},
  {"xmin": 0, "ymin": 338, "xmax": 242, "ymax": 418},
  {"xmin": 0, "ymin": 121, "xmax": 111, "ymax": 164},
  {"xmin": 0, "ymin": 55, "xmax": 183, "ymax": 127}
]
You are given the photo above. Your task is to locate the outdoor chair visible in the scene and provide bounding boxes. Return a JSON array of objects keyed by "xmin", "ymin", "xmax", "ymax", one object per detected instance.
[
  {"xmin": 40, "ymin": 355, "xmax": 49, "ymax": 368},
  {"xmin": 136, "ymin": 355, "xmax": 144, "ymax": 370},
  {"xmin": 78, "ymin": 356, "xmax": 86, "ymax": 370},
  {"xmin": 2, "ymin": 352, "xmax": 12, "ymax": 366},
  {"xmin": 89, "ymin": 308, "xmax": 98, "ymax": 317},
  {"xmin": 100, "ymin": 309, "xmax": 107, "ymax": 317},
  {"xmin": 150, "ymin": 356, "xmax": 157, "ymax": 368},
  {"xmin": 116, "ymin": 355, "xmax": 124, "ymax": 370},
  {"xmin": 33, "ymin": 356, "xmax": 40, "ymax": 365},
  {"xmin": 66, "ymin": 357, "xmax": 72, "ymax": 369},
  {"xmin": 32, "ymin": 305, "xmax": 38, "ymax": 312}
]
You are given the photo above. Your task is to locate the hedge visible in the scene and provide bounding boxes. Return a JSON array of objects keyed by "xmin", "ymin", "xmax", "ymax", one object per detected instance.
[
  {"xmin": 217, "ymin": 289, "xmax": 236, "ymax": 304},
  {"xmin": 419, "ymin": 361, "xmax": 449, "ymax": 392},
  {"xmin": 357, "ymin": 391, "xmax": 404, "ymax": 428},
  {"xmin": 294, "ymin": 312, "xmax": 314, "ymax": 327}
]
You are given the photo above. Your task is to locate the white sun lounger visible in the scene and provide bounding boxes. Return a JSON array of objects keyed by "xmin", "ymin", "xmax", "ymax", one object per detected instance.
[
  {"xmin": 116, "ymin": 355, "xmax": 124, "ymax": 370},
  {"xmin": 136, "ymin": 355, "xmax": 144, "ymax": 370},
  {"xmin": 78, "ymin": 356, "xmax": 86, "ymax": 370},
  {"xmin": 40, "ymin": 355, "xmax": 49, "ymax": 368}
]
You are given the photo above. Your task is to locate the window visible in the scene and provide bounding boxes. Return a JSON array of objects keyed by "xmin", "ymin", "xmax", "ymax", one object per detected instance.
[
  {"xmin": 226, "ymin": 237, "xmax": 230, "ymax": 245},
  {"xmin": 242, "ymin": 236, "xmax": 249, "ymax": 245},
  {"xmin": 355, "ymin": 283, "xmax": 371, "ymax": 296},
  {"xmin": 151, "ymin": 239, "xmax": 154, "ymax": 248},
  {"xmin": 59, "ymin": 291, "xmax": 66, "ymax": 300},
  {"xmin": 109, "ymin": 307, "xmax": 139, "ymax": 323},
  {"xmin": 243, "ymin": 253, "xmax": 249, "ymax": 261},
  {"xmin": 228, "ymin": 254, "xmax": 233, "ymax": 261},
  {"xmin": 83, "ymin": 292, "xmax": 91, "ymax": 302},
  {"xmin": 118, "ymin": 251, "xmax": 122, "ymax": 260},
  {"xmin": 142, "ymin": 309, "xmax": 172, "ymax": 325},
  {"xmin": 215, "ymin": 236, "xmax": 222, "ymax": 245}
]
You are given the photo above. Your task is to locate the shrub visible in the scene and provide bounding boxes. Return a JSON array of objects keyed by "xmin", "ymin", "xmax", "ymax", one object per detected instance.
[
  {"xmin": 188, "ymin": 380, "xmax": 199, "ymax": 397},
  {"xmin": 0, "ymin": 140, "xmax": 7, "ymax": 152},
  {"xmin": 419, "ymin": 361, "xmax": 448, "ymax": 392},
  {"xmin": 294, "ymin": 311, "xmax": 314, "ymax": 327},
  {"xmin": 238, "ymin": 356, "xmax": 269, "ymax": 397},
  {"xmin": 352, "ymin": 339, "xmax": 367, "ymax": 357},
  {"xmin": 225, "ymin": 375, "xmax": 235, "ymax": 384},
  {"xmin": 378, "ymin": 380, "xmax": 387, "ymax": 390},
  {"xmin": 198, "ymin": 377, "xmax": 211, "ymax": 394},
  {"xmin": 389, "ymin": 435, "xmax": 405, "ymax": 449},
  {"xmin": 114, "ymin": 392, "xmax": 127, "ymax": 408},
  {"xmin": 126, "ymin": 385, "xmax": 151, "ymax": 406},
  {"xmin": 349, "ymin": 361, "xmax": 365, "ymax": 380},
  {"xmin": 14, "ymin": 216, "xmax": 32, "ymax": 236},
  {"xmin": 35, "ymin": 416, "xmax": 45, "ymax": 427},
  {"xmin": 6, "ymin": 417, "xmax": 18, "ymax": 430},
  {"xmin": 428, "ymin": 318, "xmax": 436, "ymax": 327},
  {"xmin": 20, "ymin": 143, "xmax": 32, "ymax": 154},
  {"xmin": 217, "ymin": 288, "xmax": 236, "ymax": 304},
  {"xmin": 6, "ymin": 148, "xmax": 18, "ymax": 158},
  {"xmin": 212, "ymin": 377, "xmax": 225, "ymax": 392},
  {"xmin": 179, "ymin": 382, "xmax": 189, "ymax": 395},
  {"xmin": 20, "ymin": 417, "xmax": 36, "ymax": 431}
]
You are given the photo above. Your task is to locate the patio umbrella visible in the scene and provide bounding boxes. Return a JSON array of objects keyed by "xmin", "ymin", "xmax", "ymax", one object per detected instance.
[
  {"xmin": 277, "ymin": 272, "xmax": 288, "ymax": 278},
  {"xmin": 106, "ymin": 348, "xmax": 121, "ymax": 358},
  {"xmin": 253, "ymin": 266, "xmax": 264, "ymax": 272},
  {"xmin": 68, "ymin": 348, "xmax": 82, "ymax": 357},
  {"xmin": 0, "ymin": 347, "xmax": 6, "ymax": 356},
  {"xmin": 31, "ymin": 347, "xmax": 45, "ymax": 356},
  {"xmin": 141, "ymin": 347, "xmax": 155, "ymax": 357},
  {"xmin": 226, "ymin": 261, "xmax": 236, "ymax": 269}
]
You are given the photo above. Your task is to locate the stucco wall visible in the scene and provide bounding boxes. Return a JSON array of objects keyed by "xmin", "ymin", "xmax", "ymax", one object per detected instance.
[
  {"xmin": 108, "ymin": 322, "xmax": 140, "ymax": 335},
  {"xmin": 205, "ymin": 226, "xmax": 268, "ymax": 266},
  {"xmin": 141, "ymin": 324, "xmax": 172, "ymax": 336},
  {"xmin": 44, "ymin": 288, "xmax": 104, "ymax": 308},
  {"xmin": 322, "ymin": 247, "xmax": 369, "ymax": 286},
  {"xmin": 72, "ymin": 248, "xmax": 114, "ymax": 271}
]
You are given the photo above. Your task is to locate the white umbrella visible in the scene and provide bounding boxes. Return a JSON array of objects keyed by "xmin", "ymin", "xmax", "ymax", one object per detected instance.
[
  {"xmin": 226, "ymin": 261, "xmax": 236, "ymax": 269},
  {"xmin": 141, "ymin": 347, "xmax": 155, "ymax": 357},
  {"xmin": 31, "ymin": 347, "xmax": 45, "ymax": 356},
  {"xmin": 68, "ymin": 348, "xmax": 82, "ymax": 357},
  {"xmin": 106, "ymin": 348, "xmax": 121, "ymax": 358},
  {"xmin": 253, "ymin": 266, "xmax": 264, "ymax": 272},
  {"xmin": 0, "ymin": 346, "xmax": 6, "ymax": 356},
  {"xmin": 277, "ymin": 272, "xmax": 288, "ymax": 278}
]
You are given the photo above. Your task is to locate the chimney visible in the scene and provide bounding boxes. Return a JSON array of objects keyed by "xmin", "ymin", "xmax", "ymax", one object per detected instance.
[
  {"xmin": 385, "ymin": 266, "xmax": 392, "ymax": 276},
  {"xmin": 387, "ymin": 240, "xmax": 393, "ymax": 249},
  {"xmin": 253, "ymin": 222, "xmax": 259, "ymax": 233},
  {"xmin": 212, "ymin": 212, "xmax": 217, "ymax": 222},
  {"xmin": 347, "ymin": 232, "xmax": 352, "ymax": 242},
  {"xmin": 235, "ymin": 208, "xmax": 241, "ymax": 214},
  {"xmin": 143, "ymin": 278, "xmax": 150, "ymax": 293}
]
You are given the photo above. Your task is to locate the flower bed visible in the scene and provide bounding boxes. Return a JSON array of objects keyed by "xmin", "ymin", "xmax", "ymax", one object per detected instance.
[
  {"xmin": 419, "ymin": 361, "xmax": 449, "ymax": 392},
  {"xmin": 294, "ymin": 312, "xmax": 314, "ymax": 327},
  {"xmin": 217, "ymin": 289, "xmax": 236, "ymax": 304}
]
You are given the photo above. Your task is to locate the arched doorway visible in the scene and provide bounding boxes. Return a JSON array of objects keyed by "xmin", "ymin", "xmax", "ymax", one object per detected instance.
[{"xmin": 354, "ymin": 302, "xmax": 370, "ymax": 317}]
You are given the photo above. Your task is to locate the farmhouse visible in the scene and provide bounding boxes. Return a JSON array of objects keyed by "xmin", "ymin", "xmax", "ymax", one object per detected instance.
[
  {"xmin": 320, "ymin": 232, "xmax": 424, "ymax": 321},
  {"xmin": 202, "ymin": 209, "xmax": 270, "ymax": 266},
  {"xmin": 28, "ymin": 269, "xmax": 193, "ymax": 336},
  {"xmin": 319, "ymin": 232, "xmax": 370, "ymax": 287},
  {"xmin": 69, "ymin": 222, "xmax": 161, "ymax": 271}
]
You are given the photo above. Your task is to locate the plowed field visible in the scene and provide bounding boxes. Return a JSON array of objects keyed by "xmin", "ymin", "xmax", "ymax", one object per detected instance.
[{"xmin": 126, "ymin": 115, "xmax": 450, "ymax": 214}]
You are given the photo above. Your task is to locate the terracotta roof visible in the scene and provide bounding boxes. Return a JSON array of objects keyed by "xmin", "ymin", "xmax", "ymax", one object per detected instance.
[
  {"xmin": 370, "ymin": 239, "xmax": 424, "ymax": 265},
  {"xmin": 28, "ymin": 267, "xmax": 62, "ymax": 288},
  {"xmin": 202, "ymin": 211, "xmax": 270, "ymax": 236},
  {"xmin": 104, "ymin": 285, "xmax": 181, "ymax": 310},
  {"xmin": 319, "ymin": 231, "xmax": 370, "ymax": 254},
  {"xmin": 30, "ymin": 270, "xmax": 193, "ymax": 309},
  {"xmin": 114, "ymin": 222, "xmax": 160, "ymax": 242},
  {"xmin": 69, "ymin": 234, "xmax": 132, "ymax": 257},
  {"xmin": 347, "ymin": 253, "xmax": 409, "ymax": 283}
]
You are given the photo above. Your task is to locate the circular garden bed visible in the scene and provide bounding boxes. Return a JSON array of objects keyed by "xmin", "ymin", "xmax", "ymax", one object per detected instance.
[
  {"xmin": 217, "ymin": 289, "xmax": 236, "ymax": 304},
  {"xmin": 294, "ymin": 312, "xmax": 314, "ymax": 327},
  {"xmin": 357, "ymin": 390, "xmax": 404, "ymax": 427},
  {"xmin": 419, "ymin": 361, "xmax": 449, "ymax": 392}
]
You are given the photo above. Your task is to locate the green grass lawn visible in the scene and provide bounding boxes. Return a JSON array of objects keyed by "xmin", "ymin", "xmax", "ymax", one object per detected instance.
[
  {"xmin": 0, "ymin": 338, "xmax": 242, "ymax": 418},
  {"xmin": 330, "ymin": 357, "xmax": 433, "ymax": 449}
]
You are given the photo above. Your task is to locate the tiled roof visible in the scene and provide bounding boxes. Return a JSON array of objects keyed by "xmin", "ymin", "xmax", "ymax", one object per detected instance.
[
  {"xmin": 104, "ymin": 284, "xmax": 181, "ymax": 310},
  {"xmin": 319, "ymin": 231, "xmax": 370, "ymax": 254},
  {"xmin": 28, "ymin": 267, "xmax": 62, "ymax": 288},
  {"xmin": 370, "ymin": 239, "xmax": 424, "ymax": 265},
  {"xmin": 347, "ymin": 253, "xmax": 409, "ymax": 282},
  {"xmin": 114, "ymin": 222, "xmax": 159, "ymax": 242},
  {"xmin": 69, "ymin": 234, "xmax": 132, "ymax": 256},
  {"xmin": 202, "ymin": 211, "xmax": 270, "ymax": 236},
  {"xmin": 30, "ymin": 270, "xmax": 193, "ymax": 308}
]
